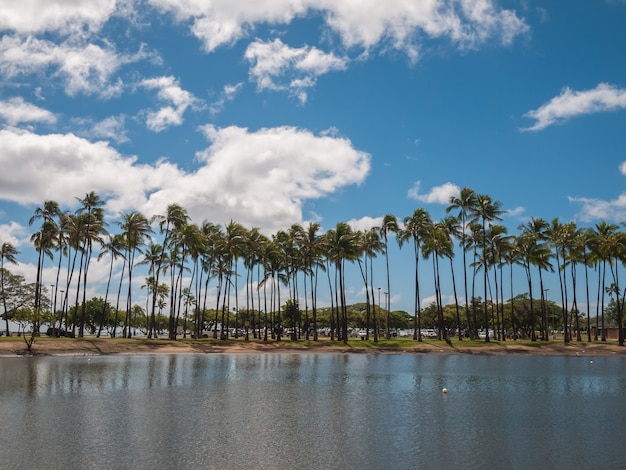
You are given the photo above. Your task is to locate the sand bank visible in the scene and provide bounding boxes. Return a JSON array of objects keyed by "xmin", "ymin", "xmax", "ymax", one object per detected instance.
[{"xmin": 1, "ymin": 336, "xmax": 625, "ymax": 357}]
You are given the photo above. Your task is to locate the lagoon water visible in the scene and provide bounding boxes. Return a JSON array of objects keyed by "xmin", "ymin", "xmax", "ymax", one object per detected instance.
[{"xmin": 0, "ymin": 353, "xmax": 624, "ymax": 470}]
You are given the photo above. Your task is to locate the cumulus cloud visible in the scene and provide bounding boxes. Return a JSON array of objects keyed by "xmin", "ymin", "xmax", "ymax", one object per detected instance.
[
  {"xmin": 0, "ymin": 97, "xmax": 56, "ymax": 125},
  {"xmin": 408, "ymin": 181, "xmax": 460, "ymax": 204},
  {"xmin": 569, "ymin": 194, "xmax": 626, "ymax": 223},
  {"xmin": 245, "ymin": 38, "xmax": 347, "ymax": 103},
  {"xmin": 0, "ymin": 0, "xmax": 118, "ymax": 35},
  {"xmin": 0, "ymin": 128, "xmax": 172, "ymax": 209},
  {"xmin": 0, "ymin": 35, "xmax": 144, "ymax": 97},
  {"xmin": 0, "ymin": 125, "xmax": 370, "ymax": 233},
  {"xmin": 0, "ymin": 221, "xmax": 29, "ymax": 248},
  {"xmin": 0, "ymin": 1, "xmax": 527, "ymax": 102},
  {"xmin": 522, "ymin": 83, "xmax": 626, "ymax": 131},
  {"xmin": 141, "ymin": 76, "xmax": 201, "ymax": 132},
  {"xmin": 149, "ymin": 0, "xmax": 528, "ymax": 55},
  {"xmin": 346, "ymin": 216, "xmax": 383, "ymax": 232},
  {"xmin": 188, "ymin": 124, "xmax": 371, "ymax": 231}
]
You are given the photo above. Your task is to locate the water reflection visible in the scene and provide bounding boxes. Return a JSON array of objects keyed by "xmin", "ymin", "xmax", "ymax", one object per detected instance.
[{"xmin": 0, "ymin": 354, "xmax": 625, "ymax": 469}]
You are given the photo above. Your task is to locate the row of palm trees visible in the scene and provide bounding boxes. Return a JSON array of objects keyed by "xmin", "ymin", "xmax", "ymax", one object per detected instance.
[{"xmin": 1, "ymin": 188, "xmax": 625, "ymax": 345}]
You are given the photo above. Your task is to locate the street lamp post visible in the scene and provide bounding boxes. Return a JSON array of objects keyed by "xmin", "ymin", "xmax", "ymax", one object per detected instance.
[
  {"xmin": 384, "ymin": 291, "xmax": 389, "ymax": 339},
  {"xmin": 376, "ymin": 287, "xmax": 381, "ymax": 342},
  {"xmin": 49, "ymin": 285, "xmax": 54, "ymax": 313},
  {"xmin": 544, "ymin": 288, "xmax": 550, "ymax": 336}
]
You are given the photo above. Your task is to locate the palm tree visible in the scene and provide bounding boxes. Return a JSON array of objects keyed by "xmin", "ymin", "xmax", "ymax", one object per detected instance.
[
  {"xmin": 118, "ymin": 211, "xmax": 152, "ymax": 338},
  {"xmin": 326, "ymin": 222, "xmax": 359, "ymax": 344},
  {"xmin": 399, "ymin": 208, "xmax": 432, "ymax": 341},
  {"xmin": 588, "ymin": 222, "xmax": 617, "ymax": 341},
  {"xmin": 379, "ymin": 214, "xmax": 399, "ymax": 339},
  {"xmin": 422, "ymin": 223, "xmax": 453, "ymax": 343},
  {"xmin": 447, "ymin": 187, "xmax": 478, "ymax": 338},
  {"xmin": 197, "ymin": 221, "xmax": 221, "ymax": 338},
  {"xmin": 356, "ymin": 227, "xmax": 384, "ymax": 341},
  {"xmin": 137, "ymin": 242, "xmax": 164, "ymax": 338},
  {"xmin": 516, "ymin": 231, "xmax": 552, "ymax": 341},
  {"xmin": 581, "ymin": 228, "xmax": 596, "ymax": 342},
  {"xmin": 172, "ymin": 223, "xmax": 205, "ymax": 338},
  {"xmin": 97, "ymin": 234, "xmax": 125, "ymax": 337},
  {"xmin": 487, "ymin": 224, "xmax": 508, "ymax": 340},
  {"xmin": 1, "ymin": 241, "xmax": 19, "ymax": 336},
  {"xmin": 222, "ymin": 220, "xmax": 247, "ymax": 339},
  {"xmin": 301, "ymin": 223, "xmax": 323, "ymax": 340},
  {"xmin": 151, "ymin": 204, "xmax": 189, "ymax": 339},
  {"xmin": 470, "ymin": 194, "xmax": 504, "ymax": 342},
  {"xmin": 440, "ymin": 215, "xmax": 464, "ymax": 340},
  {"xmin": 590, "ymin": 222, "xmax": 626, "ymax": 345},
  {"xmin": 547, "ymin": 219, "xmax": 575, "ymax": 343},
  {"xmin": 76, "ymin": 192, "xmax": 106, "ymax": 337},
  {"xmin": 519, "ymin": 218, "xmax": 550, "ymax": 339},
  {"xmin": 29, "ymin": 200, "xmax": 61, "ymax": 328}
]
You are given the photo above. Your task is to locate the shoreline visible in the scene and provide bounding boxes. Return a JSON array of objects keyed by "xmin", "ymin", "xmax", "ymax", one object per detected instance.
[{"xmin": 1, "ymin": 337, "xmax": 626, "ymax": 357}]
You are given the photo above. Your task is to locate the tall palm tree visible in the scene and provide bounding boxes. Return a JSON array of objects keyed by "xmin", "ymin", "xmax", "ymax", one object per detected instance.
[
  {"xmin": 137, "ymin": 242, "xmax": 164, "ymax": 338},
  {"xmin": 581, "ymin": 228, "xmax": 596, "ymax": 342},
  {"xmin": 1, "ymin": 241, "xmax": 19, "ymax": 336},
  {"xmin": 29, "ymin": 200, "xmax": 61, "ymax": 328},
  {"xmin": 97, "ymin": 234, "xmax": 125, "ymax": 337},
  {"xmin": 447, "ymin": 187, "xmax": 478, "ymax": 338},
  {"xmin": 223, "ymin": 220, "xmax": 247, "ymax": 339},
  {"xmin": 547, "ymin": 219, "xmax": 575, "ymax": 343},
  {"xmin": 326, "ymin": 222, "xmax": 359, "ymax": 344},
  {"xmin": 118, "ymin": 211, "xmax": 152, "ymax": 338},
  {"xmin": 379, "ymin": 214, "xmax": 399, "ymax": 339},
  {"xmin": 422, "ymin": 223, "xmax": 453, "ymax": 343},
  {"xmin": 590, "ymin": 222, "xmax": 626, "ymax": 345},
  {"xmin": 356, "ymin": 227, "xmax": 384, "ymax": 341},
  {"xmin": 76, "ymin": 193, "xmax": 106, "ymax": 337},
  {"xmin": 399, "ymin": 208, "xmax": 432, "ymax": 341},
  {"xmin": 588, "ymin": 222, "xmax": 618, "ymax": 341},
  {"xmin": 50, "ymin": 211, "xmax": 71, "ymax": 336},
  {"xmin": 487, "ymin": 224, "xmax": 508, "ymax": 340},
  {"xmin": 173, "ymin": 223, "xmax": 205, "ymax": 338},
  {"xmin": 519, "ymin": 218, "xmax": 550, "ymax": 339},
  {"xmin": 470, "ymin": 194, "xmax": 504, "ymax": 342},
  {"xmin": 151, "ymin": 204, "xmax": 189, "ymax": 339},
  {"xmin": 198, "ymin": 221, "xmax": 221, "ymax": 338}
]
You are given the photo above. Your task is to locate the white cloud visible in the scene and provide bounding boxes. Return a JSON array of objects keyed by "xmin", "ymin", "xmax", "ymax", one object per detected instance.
[
  {"xmin": 188, "ymin": 124, "xmax": 371, "ymax": 231},
  {"xmin": 0, "ymin": 128, "xmax": 167, "ymax": 209},
  {"xmin": 245, "ymin": 38, "xmax": 347, "ymax": 103},
  {"xmin": 522, "ymin": 83, "xmax": 626, "ymax": 131},
  {"xmin": 210, "ymin": 82, "xmax": 243, "ymax": 115},
  {"xmin": 0, "ymin": 0, "xmax": 118, "ymax": 35},
  {"xmin": 505, "ymin": 206, "xmax": 526, "ymax": 218},
  {"xmin": 0, "ymin": 221, "xmax": 29, "ymax": 248},
  {"xmin": 141, "ymin": 76, "xmax": 201, "ymax": 132},
  {"xmin": 0, "ymin": 35, "xmax": 137, "ymax": 97},
  {"xmin": 0, "ymin": 97, "xmax": 56, "ymax": 125},
  {"xmin": 408, "ymin": 181, "xmax": 460, "ymax": 204},
  {"xmin": 569, "ymin": 194, "xmax": 626, "ymax": 223},
  {"xmin": 90, "ymin": 115, "xmax": 129, "ymax": 144},
  {"xmin": 346, "ymin": 216, "xmax": 383, "ymax": 232},
  {"xmin": 0, "ymin": 125, "xmax": 370, "ymax": 234},
  {"xmin": 149, "ymin": 0, "xmax": 528, "ymax": 55}
]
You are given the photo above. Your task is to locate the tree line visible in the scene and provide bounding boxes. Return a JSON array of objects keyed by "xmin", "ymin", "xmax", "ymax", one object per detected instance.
[{"xmin": 1, "ymin": 187, "xmax": 625, "ymax": 347}]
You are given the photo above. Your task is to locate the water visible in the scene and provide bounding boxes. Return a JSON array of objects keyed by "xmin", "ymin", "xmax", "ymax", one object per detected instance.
[{"xmin": 0, "ymin": 353, "xmax": 624, "ymax": 470}]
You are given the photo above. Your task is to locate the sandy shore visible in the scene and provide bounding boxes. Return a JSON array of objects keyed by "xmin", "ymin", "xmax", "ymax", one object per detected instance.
[{"xmin": 1, "ymin": 336, "xmax": 626, "ymax": 357}]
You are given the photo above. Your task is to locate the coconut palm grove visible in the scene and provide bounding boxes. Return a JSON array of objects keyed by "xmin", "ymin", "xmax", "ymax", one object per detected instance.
[{"xmin": 2, "ymin": 187, "xmax": 625, "ymax": 349}]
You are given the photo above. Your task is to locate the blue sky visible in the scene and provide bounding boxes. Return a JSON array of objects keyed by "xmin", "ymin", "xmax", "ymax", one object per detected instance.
[{"xmin": 1, "ymin": 0, "xmax": 625, "ymax": 314}]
